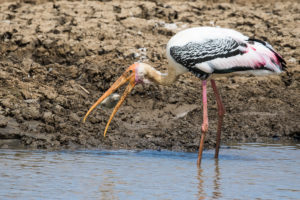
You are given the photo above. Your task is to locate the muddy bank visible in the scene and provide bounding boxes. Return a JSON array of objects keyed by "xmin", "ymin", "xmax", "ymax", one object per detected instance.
[{"xmin": 0, "ymin": 0, "xmax": 299, "ymax": 151}]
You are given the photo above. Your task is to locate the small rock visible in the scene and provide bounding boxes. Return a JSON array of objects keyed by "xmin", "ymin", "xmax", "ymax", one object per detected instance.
[
  {"xmin": 22, "ymin": 106, "xmax": 40, "ymax": 120},
  {"xmin": 288, "ymin": 57, "xmax": 296, "ymax": 63},
  {"xmin": 70, "ymin": 112, "xmax": 80, "ymax": 122},
  {"xmin": 43, "ymin": 111, "xmax": 54, "ymax": 123},
  {"xmin": 163, "ymin": 23, "xmax": 178, "ymax": 30},
  {"xmin": 40, "ymin": 88, "xmax": 58, "ymax": 100},
  {"xmin": 53, "ymin": 105, "xmax": 64, "ymax": 114},
  {"xmin": 102, "ymin": 45, "xmax": 115, "ymax": 53},
  {"xmin": 100, "ymin": 93, "xmax": 120, "ymax": 109},
  {"xmin": 168, "ymin": 97, "xmax": 177, "ymax": 104},
  {"xmin": 0, "ymin": 70, "xmax": 9, "ymax": 79},
  {"xmin": 24, "ymin": 99, "xmax": 38, "ymax": 104},
  {"xmin": 43, "ymin": 39, "xmax": 54, "ymax": 49},
  {"xmin": 1, "ymin": 98, "xmax": 14, "ymax": 109},
  {"xmin": 0, "ymin": 115, "xmax": 8, "ymax": 128},
  {"xmin": 21, "ymin": 90, "xmax": 32, "ymax": 99}
]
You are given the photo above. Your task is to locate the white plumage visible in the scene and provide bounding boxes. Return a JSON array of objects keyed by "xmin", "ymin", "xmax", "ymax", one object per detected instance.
[
  {"xmin": 167, "ymin": 27, "xmax": 248, "ymax": 47},
  {"xmin": 166, "ymin": 27, "xmax": 285, "ymax": 79}
]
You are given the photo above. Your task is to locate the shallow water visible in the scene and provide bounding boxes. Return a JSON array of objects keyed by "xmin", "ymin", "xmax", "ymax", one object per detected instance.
[{"xmin": 1, "ymin": 143, "xmax": 300, "ymax": 200}]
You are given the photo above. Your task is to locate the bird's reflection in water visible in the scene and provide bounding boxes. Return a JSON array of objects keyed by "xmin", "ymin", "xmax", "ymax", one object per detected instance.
[
  {"xmin": 212, "ymin": 160, "xmax": 221, "ymax": 199},
  {"xmin": 197, "ymin": 159, "xmax": 221, "ymax": 200},
  {"xmin": 197, "ymin": 168, "xmax": 205, "ymax": 200},
  {"xmin": 98, "ymin": 169, "xmax": 118, "ymax": 200}
]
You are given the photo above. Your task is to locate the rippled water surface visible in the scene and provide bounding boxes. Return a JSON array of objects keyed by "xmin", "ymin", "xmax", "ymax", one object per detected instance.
[{"xmin": 1, "ymin": 143, "xmax": 300, "ymax": 200}]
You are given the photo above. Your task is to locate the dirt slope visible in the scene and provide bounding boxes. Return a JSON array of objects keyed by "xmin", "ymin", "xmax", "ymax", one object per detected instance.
[{"xmin": 0, "ymin": 0, "xmax": 299, "ymax": 151}]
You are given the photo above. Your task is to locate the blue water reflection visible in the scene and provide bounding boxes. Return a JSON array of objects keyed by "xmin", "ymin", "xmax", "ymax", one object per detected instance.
[{"xmin": 0, "ymin": 143, "xmax": 299, "ymax": 199}]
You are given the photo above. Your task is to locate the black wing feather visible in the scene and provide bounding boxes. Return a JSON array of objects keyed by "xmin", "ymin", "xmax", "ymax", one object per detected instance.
[{"xmin": 170, "ymin": 37, "xmax": 245, "ymax": 78}]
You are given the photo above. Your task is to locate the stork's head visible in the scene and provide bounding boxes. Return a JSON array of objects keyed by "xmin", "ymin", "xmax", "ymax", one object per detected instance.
[{"xmin": 83, "ymin": 63, "xmax": 152, "ymax": 136}]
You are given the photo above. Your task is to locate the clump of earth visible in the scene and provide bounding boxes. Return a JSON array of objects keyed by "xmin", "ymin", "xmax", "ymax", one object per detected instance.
[{"xmin": 0, "ymin": 0, "xmax": 299, "ymax": 151}]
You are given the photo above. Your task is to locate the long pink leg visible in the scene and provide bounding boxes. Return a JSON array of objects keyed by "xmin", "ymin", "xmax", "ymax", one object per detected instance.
[
  {"xmin": 210, "ymin": 79, "xmax": 225, "ymax": 159},
  {"xmin": 197, "ymin": 80, "xmax": 209, "ymax": 167}
]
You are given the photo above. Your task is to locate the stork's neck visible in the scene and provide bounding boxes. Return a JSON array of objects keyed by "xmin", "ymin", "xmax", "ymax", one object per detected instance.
[{"xmin": 142, "ymin": 63, "xmax": 178, "ymax": 86}]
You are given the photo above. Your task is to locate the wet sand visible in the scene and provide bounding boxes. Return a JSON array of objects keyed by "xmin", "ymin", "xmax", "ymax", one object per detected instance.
[{"xmin": 0, "ymin": 0, "xmax": 299, "ymax": 151}]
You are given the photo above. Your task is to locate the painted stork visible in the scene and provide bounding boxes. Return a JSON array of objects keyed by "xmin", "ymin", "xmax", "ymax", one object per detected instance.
[{"xmin": 83, "ymin": 27, "xmax": 286, "ymax": 167}]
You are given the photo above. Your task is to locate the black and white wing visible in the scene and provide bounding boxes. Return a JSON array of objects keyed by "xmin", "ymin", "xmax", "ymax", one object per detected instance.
[
  {"xmin": 167, "ymin": 27, "xmax": 285, "ymax": 79},
  {"xmin": 169, "ymin": 37, "xmax": 246, "ymax": 79}
]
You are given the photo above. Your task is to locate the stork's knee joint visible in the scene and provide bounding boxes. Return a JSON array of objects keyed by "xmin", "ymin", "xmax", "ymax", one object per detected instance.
[{"xmin": 201, "ymin": 123, "xmax": 208, "ymax": 132}]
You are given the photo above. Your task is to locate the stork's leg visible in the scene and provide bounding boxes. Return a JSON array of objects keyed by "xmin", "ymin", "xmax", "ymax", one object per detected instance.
[
  {"xmin": 210, "ymin": 79, "xmax": 225, "ymax": 159},
  {"xmin": 197, "ymin": 80, "xmax": 208, "ymax": 167}
]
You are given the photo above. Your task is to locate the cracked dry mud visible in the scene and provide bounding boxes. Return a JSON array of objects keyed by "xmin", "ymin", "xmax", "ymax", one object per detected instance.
[{"xmin": 0, "ymin": 0, "xmax": 299, "ymax": 151}]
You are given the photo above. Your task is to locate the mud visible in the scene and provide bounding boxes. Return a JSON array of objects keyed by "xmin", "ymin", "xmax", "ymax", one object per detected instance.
[{"xmin": 0, "ymin": 0, "xmax": 299, "ymax": 151}]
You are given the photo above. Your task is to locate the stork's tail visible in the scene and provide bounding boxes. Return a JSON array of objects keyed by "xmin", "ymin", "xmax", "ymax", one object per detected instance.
[{"xmin": 247, "ymin": 38, "xmax": 287, "ymax": 72}]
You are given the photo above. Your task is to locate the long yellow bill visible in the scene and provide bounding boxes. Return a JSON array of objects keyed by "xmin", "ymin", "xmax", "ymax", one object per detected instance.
[{"xmin": 83, "ymin": 64, "xmax": 136, "ymax": 137}]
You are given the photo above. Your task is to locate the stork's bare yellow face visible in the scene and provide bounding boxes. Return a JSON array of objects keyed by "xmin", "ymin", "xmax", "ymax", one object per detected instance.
[{"xmin": 83, "ymin": 64, "xmax": 137, "ymax": 136}]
